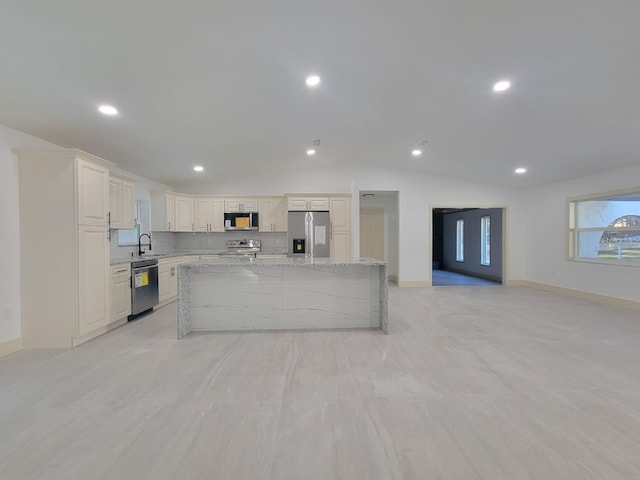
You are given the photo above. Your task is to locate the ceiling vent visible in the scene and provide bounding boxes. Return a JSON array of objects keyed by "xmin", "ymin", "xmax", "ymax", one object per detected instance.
[
  {"xmin": 416, "ymin": 139, "xmax": 429, "ymax": 147},
  {"xmin": 312, "ymin": 139, "xmax": 322, "ymax": 146}
]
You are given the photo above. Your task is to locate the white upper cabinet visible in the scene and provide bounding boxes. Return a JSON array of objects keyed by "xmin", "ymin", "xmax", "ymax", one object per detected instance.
[
  {"xmin": 194, "ymin": 198, "xmax": 225, "ymax": 232},
  {"xmin": 330, "ymin": 196, "xmax": 352, "ymax": 259},
  {"xmin": 225, "ymin": 198, "xmax": 259, "ymax": 212},
  {"xmin": 287, "ymin": 196, "xmax": 329, "ymax": 211},
  {"xmin": 109, "ymin": 173, "xmax": 136, "ymax": 230},
  {"xmin": 174, "ymin": 195, "xmax": 194, "ymax": 232},
  {"xmin": 259, "ymin": 197, "xmax": 287, "ymax": 232},
  {"xmin": 330, "ymin": 197, "xmax": 351, "ymax": 229},
  {"xmin": 121, "ymin": 180, "xmax": 136, "ymax": 228},
  {"xmin": 77, "ymin": 158, "xmax": 110, "ymax": 226},
  {"xmin": 109, "ymin": 178, "xmax": 122, "ymax": 227},
  {"xmin": 151, "ymin": 191, "xmax": 176, "ymax": 231}
]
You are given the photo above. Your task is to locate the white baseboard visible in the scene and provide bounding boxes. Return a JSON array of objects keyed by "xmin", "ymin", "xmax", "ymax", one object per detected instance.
[
  {"xmin": 157, "ymin": 296, "xmax": 176, "ymax": 309},
  {"xmin": 509, "ymin": 280, "xmax": 640, "ymax": 311},
  {"xmin": 72, "ymin": 318, "xmax": 127, "ymax": 347},
  {"xmin": 397, "ymin": 280, "xmax": 431, "ymax": 288},
  {"xmin": 0, "ymin": 337, "xmax": 23, "ymax": 357}
]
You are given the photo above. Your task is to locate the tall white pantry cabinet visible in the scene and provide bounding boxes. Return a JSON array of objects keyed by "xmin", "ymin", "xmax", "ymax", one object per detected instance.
[{"xmin": 16, "ymin": 149, "xmax": 115, "ymax": 348}]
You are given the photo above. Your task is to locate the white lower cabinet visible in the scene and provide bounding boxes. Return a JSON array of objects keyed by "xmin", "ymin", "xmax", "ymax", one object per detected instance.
[
  {"xmin": 158, "ymin": 260, "xmax": 175, "ymax": 305},
  {"xmin": 78, "ymin": 225, "xmax": 111, "ymax": 336},
  {"xmin": 111, "ymin": 264, "xmax": 131, "ymax": 321},
  {"xmin": 158, "ymin": 256, "xmax": 193, "ymax": 305}
]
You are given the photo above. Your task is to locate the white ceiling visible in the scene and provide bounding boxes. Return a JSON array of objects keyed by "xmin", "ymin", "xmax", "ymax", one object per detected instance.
[{"xmin": 1, "ymin": 1, "xmax": 639, "ymax": 189}]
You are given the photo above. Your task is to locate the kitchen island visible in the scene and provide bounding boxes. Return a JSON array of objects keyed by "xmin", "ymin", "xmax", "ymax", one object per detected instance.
[{"xmin": 177, "ymin": 257, "xmax": 388, "ymax": 336}]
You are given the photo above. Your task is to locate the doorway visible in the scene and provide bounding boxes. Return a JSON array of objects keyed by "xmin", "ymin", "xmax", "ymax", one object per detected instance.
[
  {"xmin": 359, "ymin": 191, "xmax": 399, "ymax": 283},
  {"xmin": 432, "ymin": 207, "xmax": 505, "ymax": 286}
]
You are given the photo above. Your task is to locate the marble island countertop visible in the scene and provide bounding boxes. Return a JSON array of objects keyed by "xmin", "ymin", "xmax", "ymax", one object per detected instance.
[{"xmin": 180, "ymin": 257, "xmax": 387, "ymax": 268}]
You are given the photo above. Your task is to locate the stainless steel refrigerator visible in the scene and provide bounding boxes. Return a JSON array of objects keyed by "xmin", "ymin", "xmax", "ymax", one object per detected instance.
[{"xmin": 287, "ymin": 211, "xmax": 330, "ymax": 257}]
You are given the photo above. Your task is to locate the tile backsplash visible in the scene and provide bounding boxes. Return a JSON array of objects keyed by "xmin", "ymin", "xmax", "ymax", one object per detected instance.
[
  {"xmin": 173, "ymin": 231, "xmax": 287, "ymax": 251},
  {"xmin": 110, "ymin": 231, "xmax": 176, "ymax": 258},
  {"xmin": 110, "ymin": 230, "xmax": 286, "ymax": 257}
]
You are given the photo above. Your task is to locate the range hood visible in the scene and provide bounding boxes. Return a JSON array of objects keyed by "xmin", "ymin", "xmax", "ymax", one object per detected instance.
[{"xmin": 224, "ymin": 226, "xmax": 259, "ymax": 231}]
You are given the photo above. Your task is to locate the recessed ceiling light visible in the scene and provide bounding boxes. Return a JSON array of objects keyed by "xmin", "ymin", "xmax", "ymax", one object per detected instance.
[
  {"xmin": 98, "ymin": 104, "xmax": 118, "ymax": 115},
  {"xmin": 514, "ymin": 167, "xmax": 527, "ymax": 174},
  {"xmin": 306, "ymin": 149, "xmax": 316, "ymax": 156},
  {"xmin": 411, "ymin": 149, "xmax": 422, "ymax": 157},
  {"xmin": 306, "ymin": 75, "xmax": 321, "ymax": 87},
  {"xmin": 493, "ymin": 80, "xmax": 511, "ymax": 92},
  {"xmin": 193, "ymin": 165, "xmax": 204, "ymax": 172}
]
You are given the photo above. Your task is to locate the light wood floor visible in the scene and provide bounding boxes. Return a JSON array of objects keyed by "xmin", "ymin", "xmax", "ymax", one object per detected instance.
[{"xmin": 1, "ymin": 285, "xmax": 640, "ymax": 479}]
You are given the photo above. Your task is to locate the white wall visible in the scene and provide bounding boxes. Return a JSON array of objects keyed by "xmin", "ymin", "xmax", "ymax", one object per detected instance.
[
  {"xmin": 0, "ymin": 125, "xmax": 58, "ymax": 344},
  {"xmin": 522, "ymin": 163, "xmax": 640, "ymax": 302},
  {"xmin": 181, "ymin": 164, "xmax": 524, "ymax": 284}
]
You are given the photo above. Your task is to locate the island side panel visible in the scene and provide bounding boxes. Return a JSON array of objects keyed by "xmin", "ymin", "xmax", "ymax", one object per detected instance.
[
  {"xmin": 177, "ymin": 264, "xmax": 192, "ymax": 338},
  {"xmin": 189, "ymin": 265, "xmax": 284, "ymax": 331},
  {"xmin": 280, "ymin": 264, "xmax": 372, "ymax": 329},
  {"xmin": 370, "ymin": 265, "xmax": 380, "ymax": 328},
  {"xmin": 177, "ymin": 259, "xmax": 388, "ymax": 335},
  {"xmin": 379, "ymin": 263, "xmax": 388, "ymax": 334}
]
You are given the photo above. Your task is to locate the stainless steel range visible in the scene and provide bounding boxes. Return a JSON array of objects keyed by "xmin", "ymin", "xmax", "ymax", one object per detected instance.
[{"xmin": 219, "ymin": 239, "xmax": 261, "ymax": 258}]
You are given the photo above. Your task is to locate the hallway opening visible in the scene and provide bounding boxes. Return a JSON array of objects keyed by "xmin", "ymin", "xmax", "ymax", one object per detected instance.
[{"xmin": 432, "ymin": 207, "xmax": 505, "ymax": 286}]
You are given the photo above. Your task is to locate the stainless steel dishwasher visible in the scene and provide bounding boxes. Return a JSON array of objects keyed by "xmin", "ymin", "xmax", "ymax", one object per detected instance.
[{"xmin": 130, "ymin": 258, "xmax": 159, "ymax": 318}]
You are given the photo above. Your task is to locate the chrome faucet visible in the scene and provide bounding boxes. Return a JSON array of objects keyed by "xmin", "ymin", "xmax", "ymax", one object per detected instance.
[{"xmin": 138, "ymin": 233, "xmax": 152, "ymax": 256}]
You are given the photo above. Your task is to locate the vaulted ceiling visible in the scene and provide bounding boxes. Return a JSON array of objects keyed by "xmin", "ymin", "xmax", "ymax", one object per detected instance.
[{"xmin": 1, "ymin": 1, "xmax": 639, "ymax": 189}]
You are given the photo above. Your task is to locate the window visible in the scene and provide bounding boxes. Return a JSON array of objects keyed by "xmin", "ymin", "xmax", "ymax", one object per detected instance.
[
  {"xmin": 118, "ymin": 200, "xmax": 150, "ymax": 245},
  {"xmin": 456, "ymin": 219, "xmax": 464, "ymax": 262},
  {"xmin": 481, "ymin": 216, "xmax": 491, "ymax": 265},
  {"xmin": 568, "ymin": 189, "xmax": 640, "ymax": 264}
]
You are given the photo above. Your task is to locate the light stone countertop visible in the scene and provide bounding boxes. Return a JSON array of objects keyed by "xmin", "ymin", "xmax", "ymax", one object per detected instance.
[
  {"xmin": 179, "ymin": 257, "xmax": 387, "ymax": 268},
  {"xmin": 110, "ymin": 249, "xmax": 288, "ymax": 265}
]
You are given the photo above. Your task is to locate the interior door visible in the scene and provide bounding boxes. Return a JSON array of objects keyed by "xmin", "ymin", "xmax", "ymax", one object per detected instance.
[{"xmin": 360, "ymin": 207, "xmax": 385, "ymax": 261}]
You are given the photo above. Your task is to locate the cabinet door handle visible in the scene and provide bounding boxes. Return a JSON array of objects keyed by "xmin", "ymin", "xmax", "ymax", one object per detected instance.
[
  {"xmin": 171, "ymin": 267, "xmax": 175, "ymax": 276},
  {"xmin": 116, "ymin": 268, "xmax": 128, "ymax": 273},
  {"xmin": 168, "ymin": 221, "xmax": 171, "ymax": 230}
]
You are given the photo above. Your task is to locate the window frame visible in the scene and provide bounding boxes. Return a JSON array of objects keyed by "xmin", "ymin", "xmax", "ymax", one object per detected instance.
[
  {"xmin": 480, "ymin": 215, "xmax": 491, "ymax": 266},
  {"xmin": 456, "ymin": 218, "xmax": 464, "ymax": 262},
  {"xmin": 567, "ymin": 186, "xmax": 640, "ymax": 267}
]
